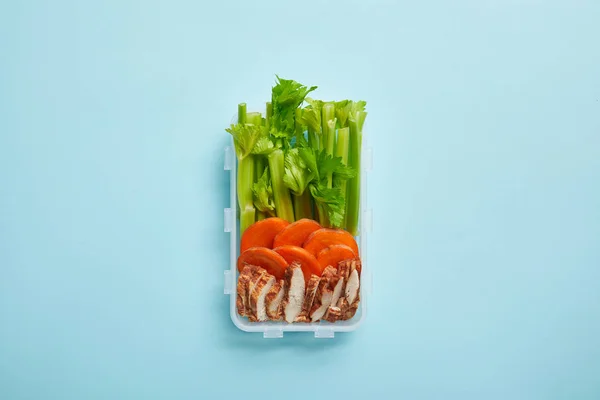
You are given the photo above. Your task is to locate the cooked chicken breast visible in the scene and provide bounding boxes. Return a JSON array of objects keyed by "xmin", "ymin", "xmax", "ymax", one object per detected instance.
[
  {"xmin": 282, "ymin": 263, "xmax": 305, "ymax": 323},
  {"xmin": 345, "ymin": 268, "xmax": 360, "ymax": 305},
  {"xmin": 310, "ymin": 266, "xmax": 337, "ymax": 322},
  {"xmin": 339, "ymin": 258, "xmax": 361, "ymax": 321},
  {"xmin": 236, "ymin": 266, "xmax": 254, "ymax": 317},
  {"xmin": 324, "ymin": 306, "xmax": 342, "ymax": 323},
  {"xmin": 265, "ymin": 280, "xmax": 284, "ymax": 320},
  {"xmin": 296, "ymin": 274, "xmax": 320, "ymax": 322},
  {"xmin": 330, "ymin": 276, "xmax": 344, "ymax": 308},
  {"xmin": 249, "ymin": 273, "xmax": 276, "ymax": 321}
]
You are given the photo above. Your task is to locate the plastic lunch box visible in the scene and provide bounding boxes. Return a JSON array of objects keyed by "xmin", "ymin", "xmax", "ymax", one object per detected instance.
[{"xmin": 223, "ymin": 111, "xmax": 373, "ymax": 338}]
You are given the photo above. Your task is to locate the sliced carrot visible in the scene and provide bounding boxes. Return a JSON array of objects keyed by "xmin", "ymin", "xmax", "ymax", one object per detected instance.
[
  {"xmin": 273, "ymin": 218, "xmax": 322, "ymax": 248},
  {"xmin": 237, "ymin": 247, "xmax": 288, "ymax": 279},
  {"xmin": 240, "ymin": 217, "xmax": 290, "ymax": 252},
  {"xmin": 273, "ymin": 245, "xmax": 323, "ymax": 282},
  {"xmin": 303, "ymin": 229, "xmax": 359, "ymax": 257},
  {"xmin": 316, "ymin": 244, "xmax": 357, "ymax": 271}
]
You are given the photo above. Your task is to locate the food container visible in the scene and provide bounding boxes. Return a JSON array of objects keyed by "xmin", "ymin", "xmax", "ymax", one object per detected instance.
[{"xmin": 223, "ymin": 112, "xmax": 373, "ymax": 338}]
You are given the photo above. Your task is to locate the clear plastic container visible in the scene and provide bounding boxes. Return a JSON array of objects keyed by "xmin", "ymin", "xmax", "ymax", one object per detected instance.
[{"xmin": 223, "ymin": 113, "xmax": 373, "ymax": 338}]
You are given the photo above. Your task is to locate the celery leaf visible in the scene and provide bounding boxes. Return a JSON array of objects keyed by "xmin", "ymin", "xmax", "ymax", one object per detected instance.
[
  {"xmin": 225, "ymin": 123, "xmax": 262, "ymax": 160},
  {"xmin": 271, "ymin": 76, "xmax": 317, "ymax": 139},
  {"xmin": 252, "ymin": 167, "xmax": 276, "ymax": 216}
]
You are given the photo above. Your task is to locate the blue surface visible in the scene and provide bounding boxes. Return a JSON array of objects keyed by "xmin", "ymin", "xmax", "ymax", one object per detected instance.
[{"xmin": 1, "ymin": 1, "xmax": 599, "ymax": 399}]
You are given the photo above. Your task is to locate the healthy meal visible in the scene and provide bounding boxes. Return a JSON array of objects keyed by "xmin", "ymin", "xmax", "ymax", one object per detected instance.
[{"xmin": 226, "ymin": 77, "xmax": 367, "ymax": 323}]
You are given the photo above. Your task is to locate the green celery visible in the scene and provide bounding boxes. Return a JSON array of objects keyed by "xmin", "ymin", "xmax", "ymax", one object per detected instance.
[
  {"xmin": 265, "ymin": 102, "xmax": 273, "ymax": 131},
  {"xmin": 346, "ymin": 110, "xmax": 367, "ymax": 236},
  {"xmin": 324, "ymin": 116, "xmax": 337, "ymax": 188},
  {"xmin": 298, "ymin": 147, "xmax": 354, "ymax": 228},
  {"xmin": 268, "ymin": 149, "xmax": 294, "ymax": 222},
  {"xmin": 254, "ymin": 157, "xmax": 266, "ymax": 221},
  {"xmin": 246, "ymin": 112, "xmax": 264, "ymax": 221},
  {"xmin": 321, "ymin": 103, "xmax": 335, "ymax": 153},
  {"xmin": 226, "ymin": 103, "xmax": 258, "ymax": 234},
  {"xmin": 254, "ymin": 102, "xmax": 273, "ymax": 221},
  {"xmin": 283, "ymin": 148, "xmax": 315, "ymax": 220},
  {"xmin": 238, "ymin": 103, "xmax": 247, "ymax": 125},
  {"xmin": 253, "ymin": 167, "xmax": 276, "ymax": 217},
  {"xmin": 302, "ymin": 98, "xmax": 323, "ymax": 151},
  {"xmin": 271, "ymin": 76, "xmax": 317, "ymax": 144},
  {"xmin": 246, "ymin": 112, "xmax": 262, "ymax": 126},
  {"xmin": 293, "ymin": 191, "xmax": 313, "ymax": 220},
  {"xmin": 334, "ymin": 127, "xmax": 350, "ymax": 228},
  {"xmin": 238, "ymin": 156, "xmax": 256, "ymax": 232}
]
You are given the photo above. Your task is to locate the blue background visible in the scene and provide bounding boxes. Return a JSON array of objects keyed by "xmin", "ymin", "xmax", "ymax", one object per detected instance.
[{"xmin": 1, "ymin": 1, "xmax": 599, "ymax": 399}]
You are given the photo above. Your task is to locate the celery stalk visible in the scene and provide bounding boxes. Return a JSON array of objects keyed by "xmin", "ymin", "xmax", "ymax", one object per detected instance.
[
  {"xmin": 238, "ymin": 103, "xmax": 247, "ymax": 125},
  {"xmin": 335, "ymin": 127, "xmax": 350, "ymax": 228},
  {"xmin": 246, "ymin": 112, "xmax": 262, "ymax": 126},
  {"xmin": 325, "ymin": 118, "xmax": 337, "ymax": 189},
  {"xmin": 254, "ymin": 156, "xmax": 266, "ymax": 221},
  {"xmin": 308, "ymin": 127, "xmax": 319, "ymax": 150},
  {"xmin": 345, "ymin": 112, "xmax": 366, "ymax": 236},
  {"xmin": 295, "ymin": 108, "xmax": 304, "ymax": 142},
  {"xmin": 255, "ymin": 103, "xmax": 273, "ymax": 221},
  {"xmin": 235, "ymin": 103, "xmax": 256, "ymax": 234},
  {"xmin": 265, "ymin": 102, "xmax": 272, "ymax": 131},
  {"xmin": 245, "ymin": 111, "xmax": 264, "ymax": 221},
  {"xmin": 268, "ymin": 149, "xmax": 294, "ymax": 222},
  {"xmin": 293, "ymin": 192, "xmax": 313, "ymax": 220},
  {"xmin": 239, "ymin": 156, "xmax": 256, "ymax": 232},
  {"xmin": 322, "ymin": 103, "xmax": 335, "ymax": 153}
]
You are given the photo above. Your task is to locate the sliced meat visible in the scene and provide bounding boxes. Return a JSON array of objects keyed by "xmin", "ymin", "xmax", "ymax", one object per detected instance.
[
  {"xmin": 296, "ymin": 274, "xmax": 320, "ymax": 322},
  {"xmin": 236, "ymin": 265, "xmax": 255, "ymax": 317},
  {"xmin": 330, "ymin": 275, "xmax": 344, "ymax": 308},
  {"xmin": 246, "ymin": 267, "xmax": 266, "ymax": 314},
  {"xmin": 339, "ymin": 258, "xmax": 361, "ymax": 321},
  {"xmin": 343, "ymin": 291, "xmax": 360, "ymax": 320},
  {"xmin": 337, "ymin": 259, "xmax": 352, "ymax": 281},
  {"xmin": 330, "ymin": 259, "xmax": 352, "ymax": 308},
  {"xmin": 345, "ymin": 268, "xmax": 360, "ymax": 305},
  {"xmin": 240, "ymin": 265, "xmax": 267, "ymax": 319},
  {"xmin": 282, "ymin": 262, "xmax": 305, "ymax": 323},
  {"xmin": 309, "ymin": 266, "xmax": 337, "ymax": 322},
  {"xmin": 321, "ymin": 265, "xmax": 338, "ymax": 278},
  {"xmin": 266, "ymin": 280, "xmax": 285, "ymax": 321},
  {"xmin": 324, "ymin": 306, "xmax": 342, "ymax": 323},
  {"xmin": 337, "ymin": 297, "xmax": 349, "ymax": 316},
  {"xmin": 249, "ymin": 273, "xmax": 276, "ymax": 321},
  {"xmin": 236, "ymin": 265, "xmax": 266, "ymax": 318},
  {"xmin": 342, "ymin": 267, "xmax": 360, "ymax": 320}
]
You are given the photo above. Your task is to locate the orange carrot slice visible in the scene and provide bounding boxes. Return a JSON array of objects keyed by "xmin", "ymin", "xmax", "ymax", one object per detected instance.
[
  {"xmin": 316, "ymin": 244, "xmax": 357, "ymax": 271},
  {"xmin": 237, "ymin": 247, "xmax": 288, "ymax": 279},
  {"xmin": 240, "ymin": 217, "xmax": 290, "ymax": 252},
  {"xmin": 273, "ymin": 245, "xmax": 323, "ymax": 282},
  {"xmin": 303, "ymin": 229, "xmax": 359, "ymax": 257},
  {"xmin": 273, "ymin": 218, "xmax": 322, "ymax": 248}
]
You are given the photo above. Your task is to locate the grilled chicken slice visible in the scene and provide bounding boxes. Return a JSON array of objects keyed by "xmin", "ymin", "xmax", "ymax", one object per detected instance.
[
  {"xmin": 282, "ymin": 262, "xmax": 305, "ymax": 323},
  {"xmin": 237, "ymin": 265, "xmax": 265, "ymax": 317},
  {"xmin": 310, "ymin": 266, "xmax": 337, "ymax": 322},
  {"xmin": 343, "ymin": 267, "xmax": 360, "ymax": 318},
  {"xmin": 265, "ymin": 279, "xmax": 284, "ymax": 321},
  {"xmin": 343, "ymin": 292, "xmax": 360, "ymax": 320},
  {"xmin": 337, "ymin": 297, "xmax": 349, "ymax": 316},
  {"xmin": 329, "ymin": 258, "xmax": 353, "ymax": 310},
  {"xmin": 339, "ymin": 258, "xmax": 361, "ymax": 320},
  {"xmin": 239, "ymin": 265, "xmax": 267, "ymax": 321},
  {"xmin": 236, "ymin": 266, "xmax": 254, "ymax": 317},
  {"xmin": 296, "ymin": 274, "xmax": 320, "ymax": 322},
  {"xmin": 345, "ymin": 267, "xmax": 360, "ymax": 305},
  {"xmin": 324, "ymin": 306, "xmax": 342, "ymax": 322},
  {"xmin": 249, "ymin": 273, "xmax": 276, "ymax": 321}
]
